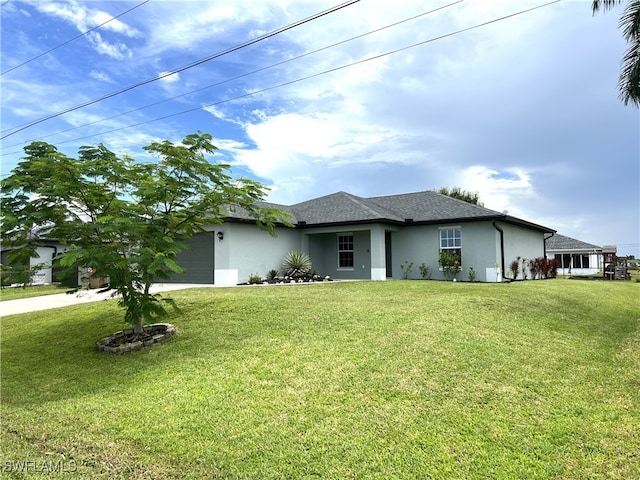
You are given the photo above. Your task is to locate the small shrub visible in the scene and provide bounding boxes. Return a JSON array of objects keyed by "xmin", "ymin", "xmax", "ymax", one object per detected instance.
[
  {"xmin": 468, "ymin": 267, "xmax": 477, "ymax": 282},
  {"xmin": 529, "ymin": 258, "xmax": 541, "ymax": 279},
  {"xmin": 419, "ymin": 263, "xmax": 431, "ymax": 279},
  {"xmin": 439, "ymin": 250, "xmax": 461, "ymax": 281},
  {"xmin": 545, "ymin": 258, "xmax": 559, "ymax": 278},
  {"xmin": 248, "ymin": 273, "xmax": 263, "ymax": 284},
  {"xmin": 510, "ymin": 257, "xmax": 521, "ymax": 280},
  {"xmin": 521, "ymin": 258, "xmax": 528, "ymax": 280},
  {"xmin": 400, "ymin": 261, "xmax": 414, "ymax": 279},
  {"xmin": 282, "ymin": 251, "xmax": 312, "ymax": 279},
  {"xmin": 529, "ymin": 257, "xmax": 559, "ymax": 279},
  {"xmin": 267, "ymin": 269, "xmax": 279, "ymax": 281}
]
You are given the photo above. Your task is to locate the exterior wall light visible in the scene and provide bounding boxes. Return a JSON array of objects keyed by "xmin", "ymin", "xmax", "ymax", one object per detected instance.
[{"xmin": 217, "ymin": 231, "xmax": 224, "ymax": 241}]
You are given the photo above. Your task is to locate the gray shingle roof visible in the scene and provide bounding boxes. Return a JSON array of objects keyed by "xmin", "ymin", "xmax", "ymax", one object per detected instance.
[
  {"xmin": 546, "ymin": 233, "xmax": 601, "ymax": 251},
  {"xmin": 289, "ymin": 191, "xmax": 403, "ymax": 224},
  {"xmin": 366, "ymin": 191, "xmax": 505, "ymax": 223},
  {"xmin": 234, "ymin": 190, "xmax": 554, "ymax": 233}
]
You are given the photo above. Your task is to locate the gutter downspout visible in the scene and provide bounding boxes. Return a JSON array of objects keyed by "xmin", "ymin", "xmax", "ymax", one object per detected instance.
[{"xmin": 493, "ymin": 220, "xmax": 505, "ymax": 281}]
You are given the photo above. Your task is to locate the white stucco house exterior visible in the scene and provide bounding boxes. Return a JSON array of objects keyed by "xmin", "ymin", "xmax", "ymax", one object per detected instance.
[
  {"xmin": 167, "ymin": 190, "xmax": 556, "ymax": 285},
  {"xmin": 1, "ymin": 240, "xmax": 69, "ymax": 285}
]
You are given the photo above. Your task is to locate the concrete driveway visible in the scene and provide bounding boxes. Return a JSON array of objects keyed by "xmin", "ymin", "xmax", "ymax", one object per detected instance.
[{"xmin": 0, "ymin": 284, "xmax": 216, "ymax": 316}]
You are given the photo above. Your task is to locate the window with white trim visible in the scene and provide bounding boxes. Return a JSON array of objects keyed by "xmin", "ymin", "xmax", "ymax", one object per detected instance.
[
  {"xmin": 555, "ymin": 253, "xmax": 590, "ymax": 269},
  {"xmin": 439, "ymin": 228, "xmax": 462, "ymax": 262},
  {"xmin": 338, "ymin": 234, "xmax": 354, "ymax": 269}
]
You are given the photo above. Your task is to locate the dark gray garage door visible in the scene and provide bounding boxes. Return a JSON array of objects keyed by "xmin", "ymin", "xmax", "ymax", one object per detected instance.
[{"xmin": 165, "ymin": 232, "xmax": 214, "ymax": 284}]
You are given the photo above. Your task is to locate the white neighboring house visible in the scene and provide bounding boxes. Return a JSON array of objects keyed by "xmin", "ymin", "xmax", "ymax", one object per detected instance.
[
  {"xmin": 1, "ymin": 240, "xmax": 73, "ymax": 285},
  {"xmin": 546, "ymin": 233, "xmax": 602, "ymax": 276}
]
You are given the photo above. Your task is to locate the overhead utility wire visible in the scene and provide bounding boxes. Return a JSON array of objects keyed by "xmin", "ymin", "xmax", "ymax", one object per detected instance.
[
  {"xmin": 14, "ymin": 0, "xmax": 559, "ymax": 149},
  {"xmin": 1, "ymin": 0, "xmax": 150, "ymax": 76},
  {"xmin": 0, "ymin": 0, "xmax": 360, "ymax": 140},
  {"xmin": 5, "ymin": 0, "xmax": 463, "ymax": 147}
]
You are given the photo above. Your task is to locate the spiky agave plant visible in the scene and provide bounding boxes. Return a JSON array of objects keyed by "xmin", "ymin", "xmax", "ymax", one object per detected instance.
[{"xmin": 282, "ymin": 251, "xmax": 312, "ymax": 279}]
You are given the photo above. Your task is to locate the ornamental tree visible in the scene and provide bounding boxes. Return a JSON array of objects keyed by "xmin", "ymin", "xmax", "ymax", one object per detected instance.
[{"xmin": 0, "ymin": 132, "xmax": 290, "ymax": 336}]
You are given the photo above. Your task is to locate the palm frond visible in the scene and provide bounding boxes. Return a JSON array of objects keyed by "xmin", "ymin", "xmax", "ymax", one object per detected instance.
[
  {"xmin": 592, "ymin": 0, "xmax": 624, "ymax": 14},
  {"xmin": 594, "ymin": 0, "xmax": 640, "ymax": 107},
  {"xmin": 618, "ymin": 0, "xmax": 640, "ymax": 105}
]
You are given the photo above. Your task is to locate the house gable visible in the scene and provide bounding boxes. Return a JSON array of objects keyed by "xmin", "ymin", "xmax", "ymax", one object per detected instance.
[{"xmin": 289, "ymin": 191, "xmax": 402, "ymax": 225}]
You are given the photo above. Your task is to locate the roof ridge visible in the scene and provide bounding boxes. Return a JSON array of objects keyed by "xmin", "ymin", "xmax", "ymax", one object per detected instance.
[
  {"xmin": 548, "ymin": 233, "xmax": 601, "ymax": 249},
  {"xmin": 291, "ymin": 190, "xmax": 346, "ymax": 208},
  {"xmin": 367, "ymin": 190, "xmax": 503, "ymax": 217},
  {"xmin": 340, "ymin": 192, "xmax": 390, "ymax": 219},
  {"xmin": 427, "ymin": 190, "xmax": 504, "ymax": 215},
  {"xmin": 234, "ymin": 190, "xmax": 552, "ymax": 232}
]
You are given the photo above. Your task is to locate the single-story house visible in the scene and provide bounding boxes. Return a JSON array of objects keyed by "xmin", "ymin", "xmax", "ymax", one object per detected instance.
[
  {"xmin": 545, "ymin": 233, "xmax": 602, "ymax": 276},
  {"xmin": 1, "ymin": 240, "xmax": 75, "ymax": 286},
  {"xmin": 168, "ymin": 190, "xmax": 556, "ymax": 284},
  {"xmin": 2, "ymin": 190, "xmax": 557, "ymax": 286}
]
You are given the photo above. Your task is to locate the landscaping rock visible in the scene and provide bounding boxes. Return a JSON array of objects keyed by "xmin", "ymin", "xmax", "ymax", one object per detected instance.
[{"xmin": 97, "ymin": 323, "xmax": 176, "ymax": 354}]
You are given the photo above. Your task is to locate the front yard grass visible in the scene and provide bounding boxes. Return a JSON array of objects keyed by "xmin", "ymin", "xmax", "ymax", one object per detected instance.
[
  {"xmin": 0, "ymin": 284, "xmax": 69, "ymax": 301},
  {"xmin": 1, "ymin": 279, "xmax": 638, "ymax": 479}
]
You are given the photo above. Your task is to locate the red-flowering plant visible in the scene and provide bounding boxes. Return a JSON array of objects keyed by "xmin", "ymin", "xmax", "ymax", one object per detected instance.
[{"xmin": 439, "ymin": 249, "xmax": 461, "ymax": 280}]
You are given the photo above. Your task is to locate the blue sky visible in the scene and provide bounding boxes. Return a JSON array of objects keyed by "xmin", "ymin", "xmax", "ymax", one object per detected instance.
[{"xmin": 1, "ymin": 0, "xmax": 638, "ymax": 256}]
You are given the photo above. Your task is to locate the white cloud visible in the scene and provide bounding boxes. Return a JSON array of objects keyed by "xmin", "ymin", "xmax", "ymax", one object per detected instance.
[
  {"xmin": 32, "ymin": 0, "xmax": 137, "ymax": 59},
  {"xmin": 457, "ymin": 166, "xmax": 536, "ymax": 216},
  {"xmin": 101, "ymin": 131, "xmax": 164, "ymax": 160},
  {"xmin": 155, "ymin": 71, "xmax": 182, "ymax": 95},
  {"xmin": 140, "ymin": 2, "xmax": 285, "ymax": 56},
  {"xmin": 0, "ymin": 77, "xmax": 85, "ymax": 120},
  {"xmin": 90, "ymin": 11, "xmax": 142, "ymax": 38},
  {"xmin": 89, "ymin": 70, "xmax": 113, "ymax": 83},
  {"xmin": 86, "ymin": 31, "xmax": 132, "ymax": 60},
  {"xmin": 158, "ymin": 71, "xmax": 180, "ymax": 84},
  {"xmin": 203, "ymin": 105, "xmax": 226, "ymax": 120}
]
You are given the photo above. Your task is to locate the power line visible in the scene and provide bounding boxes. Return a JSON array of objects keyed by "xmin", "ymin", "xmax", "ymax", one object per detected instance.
[
  {"xmin": 0, "ymin": 0, "xmax": 360, "ymax": 140},
  {"xmin": 5, "ymin": 0, "xmax": 560, "ymax": 150},
  {"xmin": 1, "ymin": 0, "xmax": 150, "ymax": 76},
  {"xmin": 3, "ymin": 0, "xmax": 463, "ymax": 148}
]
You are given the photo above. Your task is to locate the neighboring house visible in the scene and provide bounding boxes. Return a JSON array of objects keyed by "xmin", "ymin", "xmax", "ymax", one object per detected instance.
[
  {"xmin": 545, "ymin": 233, "xmax": 602, "ymax": 276},
  {"xmin": 1, "ymin": 240, "xmax": 74, "ymax": 285},
  {"xmin": 168, "ymin": 190, "xmax": 556, "ymax": 285}
]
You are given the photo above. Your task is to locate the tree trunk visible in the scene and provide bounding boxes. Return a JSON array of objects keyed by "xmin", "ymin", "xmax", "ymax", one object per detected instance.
[
  {"xmin": 133, "ymin": 318, "xmax": 144, "ymax": 336},
  {"xmin": 132, "ymin": 282, "xmax": 152, "ymax": 336}
]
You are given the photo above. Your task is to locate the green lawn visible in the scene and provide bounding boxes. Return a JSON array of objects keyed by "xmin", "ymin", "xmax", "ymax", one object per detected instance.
[
  {"xmin": 0, "ymin": 284, "xmax": 69, "ymax": 301},
  {"xmin": 1, "ymin": 280, "xmax": 638, "ymax": 479}
]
